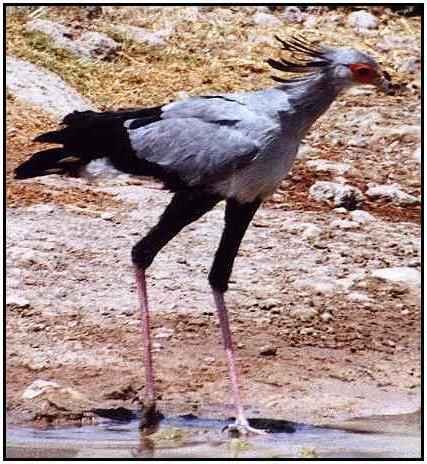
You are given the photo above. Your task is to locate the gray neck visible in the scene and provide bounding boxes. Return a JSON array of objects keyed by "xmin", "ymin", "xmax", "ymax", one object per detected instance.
[{"xmin": 278, "ymin": 73, "xmax": 345, "ymax": 138}]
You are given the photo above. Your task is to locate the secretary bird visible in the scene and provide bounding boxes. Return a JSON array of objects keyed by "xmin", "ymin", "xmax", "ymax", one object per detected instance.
[{"xmin": 14, "ymin": 36, "xmax": 392, "ymax": 435}]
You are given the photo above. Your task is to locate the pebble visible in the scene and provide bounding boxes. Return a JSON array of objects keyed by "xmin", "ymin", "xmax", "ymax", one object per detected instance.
[
  {"xmin": 349, "ymin": 210, "xmax": 376, "ymax": 224},
  {"xmin": 21, "ymin": 379, "xmax": 61, "ymax": 400},
  {"xmin": 259, "ymin": 345, "xmax": 277, "ymax": 356},
  {"xmin": 330, "ymin": 219, "xmax": 360, "ymax": 230},
  {"xmin": 290, "ymin": 306, "xmax": 318, "ymax": 321},
  {"xmin": 366, "ymin": 183, "xmax": 419, "ymax": 206},
  {"xmin": 306, "ymin": 159, "xmax": 351, "ymax": 176},
  {"xmin": 250, "ymin": 12, "xmax": 281, "ymax": 27},
  {"xmin": 114, "ymin": 25, "xmax": 169, "ymax": 48},
  {"xmin": 302, "ymin": 224, "xmax": 322, "ymax": 240},
  {"xmin": 6, "ymin": 295, "xmax": 30, "ymax": 308},
  {"xmin": 347, "ymin": 10, "xmax": 378, "ymax": 31},
  {"xmin": 371, "ymin": 267, "xmax": 421, "ymax": 288},
  {"xmin": 299, "ymin": 327, "xmax": 314, "ymax": 336},
  {"xmin": 413, "ymin": 146, "xmax": 421, "ymax": 163},
  {"xmin": 347, "ymin": 292, "xmax": 373, "ymax": 303},
  {"xmin": 309, "ymin": 181, "xmax": 365, "ymax": 210},
  {"xmin": 282, "ymin": 6, "xmax": 302, "ymax": 23},
  {"xmin": 320, "ymin": 312, "xmax": 333, "ymax": 322}
]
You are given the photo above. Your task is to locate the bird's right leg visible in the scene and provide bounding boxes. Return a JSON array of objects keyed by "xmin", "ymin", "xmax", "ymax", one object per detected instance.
[{"xmin": 131, "ymin": 191, "xmax": 220, "ymax": 425}]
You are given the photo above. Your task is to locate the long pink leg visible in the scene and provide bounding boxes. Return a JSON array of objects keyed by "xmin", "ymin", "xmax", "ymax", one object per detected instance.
[
  {"xmin": 135, "ymin": 268, "xmax": 155, "ymax": 403},
  {"xmin": 212, "ymin": 288, "xmax": 249, "ymax": 426}
]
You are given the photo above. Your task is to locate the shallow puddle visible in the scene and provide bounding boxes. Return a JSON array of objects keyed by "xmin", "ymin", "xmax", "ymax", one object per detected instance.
[{"xmin": 6, "ymin": 411, "xmax": 421, "ymax": 459}]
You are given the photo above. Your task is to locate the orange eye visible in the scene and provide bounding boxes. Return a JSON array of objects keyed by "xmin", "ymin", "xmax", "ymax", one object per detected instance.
[{"xmin": 349, "ymin": 63, "xmax": 377, "ymax": 83}]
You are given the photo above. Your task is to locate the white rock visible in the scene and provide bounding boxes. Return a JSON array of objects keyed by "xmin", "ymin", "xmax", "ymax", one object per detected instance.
[
  {"xmin": 302, "ymin": 225, "xmax": 322, "ymax": 240},
  {"xmin": 347, "ymin": 292, "xmax": 373, "ymax": 303},
  {"xmin": 83, "ymin": 158, "xmax": 123, "ymax": 179},
  {"xmin": 282, "ymin": 6, "xmax": 302, "ymax": 23},
  {"xmin": 114, "ymin": 25, "xmax": 168, "ymax": 48},
  {"xmin": 348, "ymin": 10, "xmax": 378, "ymax": 31},
  {"xmin": 27, "ymin": 18, "xmax": 70, "ymax": 38},
  {"xmin": 320, "ymin": 312, "xmax": 333, "ymax": 322},
  {"xmin": 295, "ymin": 277, "xmax": 339, "ymax": 296},
  {"xmin": 309, "ymin": 181, "xmax": 365, "ymax": 209},
  {"xmin": 366, "ymin": 183, "xmax": 419, "ymax": 206},
  {"xmin": 100, "ymin": 212, "xmax": 114, "ymax": 221},
  {"xmin": 251, "ymin": 12, "xmax": 281, "ymax": 27},
  {"xmin": 304, "ymin": 14, "xmax": 318, "ymax": 28},
  {"xmin": 74, "ymin": 32, "xmax": 121, "ymax": 60},
  {"xmin": 330, "ymin": 219, "xmax": 360, "ymax": 230},
  {"xmin": 290, "ymin": 306, "xmax": 317, "ymax": 321},
  {"xmin": 397, "ymin": 57, "xmax": 420, "ymax": 74},
  {"xmin": 306, "ymin": 159, "xmax": 351, "ymax": 176},
  {"xmin": 413, "ymin": 146, "xmax": 421, "ymax": 163},
  {"xmin": 21, "ymin": 379, "xmax": 61, "ymax": 400},
  {"xmin": 349, "ymin": 210, "xmax": 376, "ymax": 224},
  {"xmin": 6, "ymin": 295, "xmax": 30, "ymax": 308},
  {"xmin": 371, "ymin": 267, "xmax": 421, "ymax": 288},
  {"xmin": 250, "ymin": 34, "xmax": 276, "ymax": 46},
  {"xmin": 6, "ymin": 57, "xmax": 94, "ymax": 117}
]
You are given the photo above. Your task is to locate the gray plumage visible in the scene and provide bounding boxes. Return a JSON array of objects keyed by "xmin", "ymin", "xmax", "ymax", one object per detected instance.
[{"xmin": 123, "ymin": 43, "xmax": 388, "ymax": 203}]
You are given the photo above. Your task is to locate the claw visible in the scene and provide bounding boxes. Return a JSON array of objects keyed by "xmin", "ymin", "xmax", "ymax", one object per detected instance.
[{"xmin": 223, "ymin": 419, "xmax": 268, "ymax": 437}]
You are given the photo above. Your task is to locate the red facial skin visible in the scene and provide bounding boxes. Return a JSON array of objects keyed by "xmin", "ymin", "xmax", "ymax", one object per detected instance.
[{"xmin": 349, "ymin": 63, "xmax": 379, "ymax": 84}]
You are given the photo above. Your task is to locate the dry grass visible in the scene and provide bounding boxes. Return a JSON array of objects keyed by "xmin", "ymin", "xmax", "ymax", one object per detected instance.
[{"xmin": 6, "ymin": 6, "xmax": 418, "ymax": 109}]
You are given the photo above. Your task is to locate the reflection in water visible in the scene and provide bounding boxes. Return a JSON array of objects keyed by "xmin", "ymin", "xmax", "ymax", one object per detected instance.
[{"xmin": 6, "ymin": 411, "xmax": 421, "ymax": 459}]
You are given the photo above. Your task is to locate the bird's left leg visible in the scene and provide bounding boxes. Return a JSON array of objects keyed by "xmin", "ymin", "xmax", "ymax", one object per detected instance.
[
  {"xmin": 131, "ymin": 191, "xmax": 220, "ymax": 425},
  {"xmin": 209, "ymin": 198, "xmax": 265, "ymax": 435}
]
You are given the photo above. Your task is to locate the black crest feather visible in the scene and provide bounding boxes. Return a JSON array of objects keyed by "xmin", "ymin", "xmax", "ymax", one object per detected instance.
[{"xmin": 267, "ymin": 35, "xmax": 329, "ymax": 80}]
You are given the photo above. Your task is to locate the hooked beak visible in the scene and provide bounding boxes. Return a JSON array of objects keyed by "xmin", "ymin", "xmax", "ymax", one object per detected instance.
[{"xmin": 376, "ymin": 70, "xmax": 394, "ymax": 94}]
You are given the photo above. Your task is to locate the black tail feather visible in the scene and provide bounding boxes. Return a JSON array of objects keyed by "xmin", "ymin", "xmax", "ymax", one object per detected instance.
[
  {"xmin": 13, "ymin": 147, "xmax": 79, "ymax": 179},
  {"xmin": 15, "ymin": 105, "xmax": 165, "ymax": 181}
]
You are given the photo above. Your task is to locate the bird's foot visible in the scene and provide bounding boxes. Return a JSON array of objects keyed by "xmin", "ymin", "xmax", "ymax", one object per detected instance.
[
  {"xmin": 224, "ymin": 418, "xmax": 268, "ymax": 437},
  {"xmin": 139, "ymin": 401, "xmax": 162, "ymax": 433}
]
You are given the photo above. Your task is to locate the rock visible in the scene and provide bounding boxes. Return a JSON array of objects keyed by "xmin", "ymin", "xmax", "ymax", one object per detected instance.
[
  {"xmin": 290, "ymin": 306, "xmax": 318, "ymax": 321},
  {"xmin": 366, "ymin": 183, "xmax": 419, "ymax": 207},
  {"xmin": 6, "ymin": 57, "xmax": 94, "ymax": 117},
  {"xmin": 309, "ymin": 181, "xmax": 365, "ymax": 210},
  {"xmin": 6, "ymin": 295, "xmax": 30, "ymax": 308},
  {"xmin": 299, "ymin": 327, "xmax": 314, "ymax": 336},
  {"xmin": 347, "ymin": 10, "xmax": 378, "ymax": 31},
  {"xmin": 74, "ymin": 32, "xmax": 121, "ymax": 61},
  {"xmin": 259, "ymin": 345, "xmax": 278, "ymax": 356},
  {"xmin": 153, "ymin": 328, "xmax": 174, "ymax": 339},
  {"xmin": 349, "ymin": 210, "xmax": 376, "ymax": 224},
  {"xmin": 302, "ymin": 224, "xmax": 322, "ymax": 240},
  {"xmin": 114, "ymin": 25, "xmax": 168, "ymax": 48},
  {"xmin": 100, "ymin": 212, "xmax": 114, "ymax": 221},
  {"xmin": 371, "ymin": 267, "xmax": 421, "ymax": 288},
  {"xmin": 83, "ymin": 158, "xmax": 123, "ymax": 179},
  {"xmin": 320, "ymin": 312, "xmax": 333, "ymax": 322},
  {"xmin": 347, "ymin": 292, "xmax": 373, "ymax": 303},
  {"xmin": 27, "ymin": 18, "xmax": 71, "ymax": 39},
  {"xmin": 330, "ymin": 219, "xmax": 360, "ymax": 230},
  {"xmin": 250, "ymin": 12, "xmax": 281, "ymax": 27},
  {"xmin": 306, "ymin": 159, "xmax": 351, "ymax": 176},
  {"xmin": 413, "ymin": 146, "xmax": 421, "ymax": 163},
  {"xmin": 250, "ymin": 34, "xmax": 276, "ymax": 46},
  {"xmin": 282, "ymin": 6, "xmax": 302, "ymax": 23},
  {"xmin": 397, "ymin": 57, "xmax": 420, "ymax": 74},
  {"xmin": 304, "ymin": 15, "xmax": 318, "ymax": 28},
  {"xmin": 21, "ymin": 379, "xmax": 61, "ymax": 400}
]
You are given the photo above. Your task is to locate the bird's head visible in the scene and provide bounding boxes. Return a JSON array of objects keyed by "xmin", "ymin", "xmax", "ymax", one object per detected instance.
[{"xmin": 268, "ymin": 36, "xmax": 393, "ymax": 94}]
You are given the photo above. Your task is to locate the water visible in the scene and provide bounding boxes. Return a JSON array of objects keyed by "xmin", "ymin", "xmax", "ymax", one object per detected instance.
[{"xmin": 6, "ymin": 411, "xmax": 421, "ymax": 459}]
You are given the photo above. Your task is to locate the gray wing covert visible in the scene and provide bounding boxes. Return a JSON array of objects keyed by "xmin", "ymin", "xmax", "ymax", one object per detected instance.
[{"xmin": 127, "ymin": 117, "xmax": 260, "ymax": 187}]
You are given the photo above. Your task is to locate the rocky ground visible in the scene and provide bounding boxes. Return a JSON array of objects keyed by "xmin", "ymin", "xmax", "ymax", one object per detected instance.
[{"xmin": 6, "ymin": 6, "xmax": 421, "ymax": 428}]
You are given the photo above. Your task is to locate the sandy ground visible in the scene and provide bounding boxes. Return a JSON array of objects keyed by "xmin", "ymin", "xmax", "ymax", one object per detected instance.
[{"xmin": 6, "ymin": 6, "xmax": 421, "ymax": 429}]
